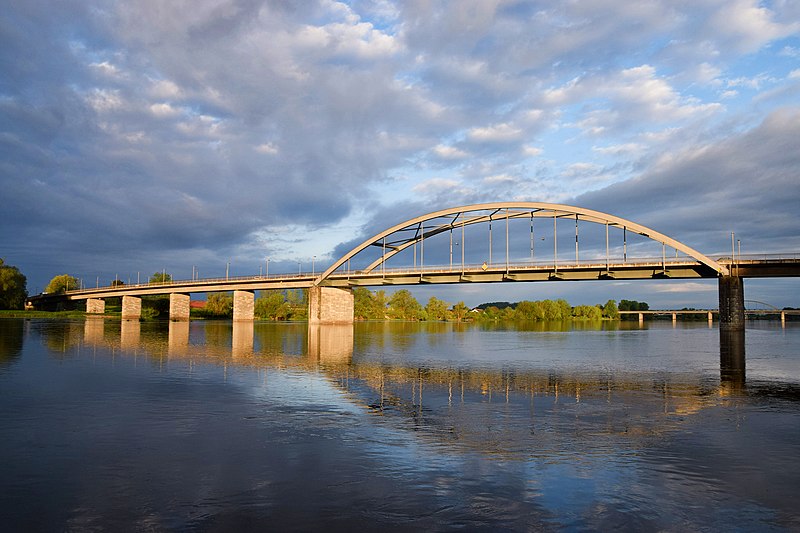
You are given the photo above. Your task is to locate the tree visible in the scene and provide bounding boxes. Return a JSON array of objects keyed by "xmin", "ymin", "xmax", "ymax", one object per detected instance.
[
  {"xmin": 111, "ymin": 279, "xmax": 125, "ymax": 287},
  {"xmin": 255, "ymin": 290, "xmax": 288, "ymax": 320},
  {"xmin": 620, "ymin": 299, "xmax": 649, "ymax": 311},
  {"xmin": 206, "ymin": 293, "xmax": 233, "ymax": 317},
  {"xmin": 0, "ymin": 259, "xmax": 27, "ymax": 309},
  {"xmin": 354, "ymin": 288, "xmax": 389, "ymax": 320},
  {"xmin": 149, "ymin": 271, "xmax": 172, "ymax": 283},
  {"xmin": 354, "ymin": 288, "xmax": 376, "ymax": 319},
  {"xmin": 451, "ymin": 301, "xmax": 470, "ymax": 322},
  {"xmin": 388, "ymin": 289, "xmax": 422, "ymax": 320},
  {"xmin": 425, "ymin": 296, "xmax": 450, "ymax": 321},
  {"xmin": 572, "ymin": 305, "xmax": 602, "ymax": 320},
  {"xmin": 602, "ymin": 299, "xmax": 619, "ymax": 319},
  {"xmin": 45, "ymin": 274, "xmax": 79, "ymax": 294}
]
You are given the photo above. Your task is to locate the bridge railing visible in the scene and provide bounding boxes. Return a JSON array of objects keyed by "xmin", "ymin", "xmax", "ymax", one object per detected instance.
[
  {"xmin": 713, "ymin": 253, "xmax": 800, "ymax": 262},
  {"xmin": 56, "ymin": 253, "xmax": 800, "ymax": 297}
]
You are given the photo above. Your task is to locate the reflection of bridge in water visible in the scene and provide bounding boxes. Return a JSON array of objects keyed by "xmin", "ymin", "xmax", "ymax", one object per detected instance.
[
  {"xmin": 57, "ymin": 318, "xmax": 800, "ymax": 457},
  {"xmin": 66, "ymin": 318, "xmax": 787, "ymax": 432}
]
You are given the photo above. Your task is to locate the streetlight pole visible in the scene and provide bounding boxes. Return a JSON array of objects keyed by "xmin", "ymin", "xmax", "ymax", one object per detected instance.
[
  {"xmin": 226, "ymin": 261, "xmax": 230, "ymax": 280},
  {"xmin": 312, "ymin": 255, "xmax": 316, "ymax": 276}
]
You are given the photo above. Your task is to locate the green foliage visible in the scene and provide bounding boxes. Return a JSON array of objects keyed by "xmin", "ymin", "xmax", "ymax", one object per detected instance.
[
  {"xmin": 354, "ymin": 287, "xmax": 388, "ymax": 320},
  {"xmin": 0, "ymin": 259, "xmax": 27, "ymax": 310},
  {"xmin": 572, "ymin": 305, "xmax": 602, "ymax": 320},
  {"xmin": 425, "ymin": 296, "xmax": 450, "ymax": 321},
  {"xmin": 451, "ymin": 301, "xmax": 470, "ymax": 321},
  {"xmin": 149, "ymin": 271, "xmax": 173, "ymax": 283},
  {"xmin": 619, "ymin": 299, "xmax": 649, "ymax": 311},
  {"xmin": 474, "ymin": 301, "xmax": 513, "ymax": 310},
  {"xmin": 602, "ymin": 299, "xmax": 619, "ymax": 319},
  {"xmin": 111, "ymin": 279, "xmax": 125, "ymax": 287},
  {"xmin": 45, "ymin": 274, "xmax": 79, "ymax": 294},
  {"xmin": 254, "ymin": 289, "xmax": 308, "ymax": 320},
  {"xmin": 388, "ymin": 289, "xmax": 422, "ymax": 320},
  {"xmin": 255, "ymin": 291, "xmax": 288, "ymax": 320},
  {"xmin": 140, "ymin": 307, "xmax": 159, "ymax": 320},
  {"xmin": 205, "ymin": 293, "xmax": 233, "ymax": 318}
]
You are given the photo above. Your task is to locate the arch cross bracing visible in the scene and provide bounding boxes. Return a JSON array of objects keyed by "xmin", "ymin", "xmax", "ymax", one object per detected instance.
[{"xmin": 314, "ymin": 202, "xmax": 728, "ymax": 285}]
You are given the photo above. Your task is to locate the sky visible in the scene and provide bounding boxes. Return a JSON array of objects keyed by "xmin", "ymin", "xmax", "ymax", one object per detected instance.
[{"xmin": 2, "ymin": 0, "xmax": 799, "ymax": 308}]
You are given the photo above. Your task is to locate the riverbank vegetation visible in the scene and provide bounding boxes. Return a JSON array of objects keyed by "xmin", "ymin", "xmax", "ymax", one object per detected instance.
[
  {"xmin": 353, "ymin": 288, "xmax": 620, "ymax": 322},
  {"xmin": 0, "ymin": 259, "xmax": 27, "ymax": 310}
]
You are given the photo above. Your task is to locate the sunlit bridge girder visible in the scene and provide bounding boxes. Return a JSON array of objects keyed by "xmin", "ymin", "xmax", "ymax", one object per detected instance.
[{"xmin": 313, "ymin": 202, "xmax": 728, "ymax": 285}]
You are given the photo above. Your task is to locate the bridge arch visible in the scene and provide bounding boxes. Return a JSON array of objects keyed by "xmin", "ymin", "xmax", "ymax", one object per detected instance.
[{"xmin": 314, "ymin": 202, "xmax": 728, "ymax": 285}]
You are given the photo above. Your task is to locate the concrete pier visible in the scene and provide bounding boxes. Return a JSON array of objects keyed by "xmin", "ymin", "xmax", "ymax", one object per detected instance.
[
  {"xmin": 121, "ymin": 296, "xmax": 142, "ymax": 320},
  {"xmin": 308, "ymin": 287, "xmax": 354, "ymax": 324},
  {"xmin": 719, "ymin": 276, "xmax": 745, "ymax": 331},
  {"xmin": 169, "ymin": 293, "xmax": 191, "ymax": 321},
  {"xmin": 86, "ymin": 298, "xmax": 105, "ymax": 314},
  {"xmin": 233, "ymin": 290, "xmax": 254, "ymax": 321}
]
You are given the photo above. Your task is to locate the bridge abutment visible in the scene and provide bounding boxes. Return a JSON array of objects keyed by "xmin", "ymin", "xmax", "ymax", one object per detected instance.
[
  {"xmin": 86, "ymin": 298, "xmax": 105, "ymax": 314},
  {"xmin": 233, "ymin": 290, "xmax": 254, "ymax": 321},
  {"xmin": 121, "ymin": 296, "xmax": 141, "ymax": 320},
  {"xmin": 308, "ymin": 287, "xmax": 354, "ymax": 324},
  {"xmin": 719, "ymin": 276, "xmax": 745, "ymax": 331},
  {"xmin": 169, "ymin": 293, "xmax": 191, "ymax": 321}
]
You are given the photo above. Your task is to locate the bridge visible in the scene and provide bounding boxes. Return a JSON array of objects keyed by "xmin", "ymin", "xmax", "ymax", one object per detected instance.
[{"xmin": 27, "ymin": 202, "xmax": 800, "ymax": 330}]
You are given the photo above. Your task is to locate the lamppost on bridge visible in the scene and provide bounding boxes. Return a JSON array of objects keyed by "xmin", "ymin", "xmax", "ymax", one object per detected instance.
[
  {"xmin": 312, "ymin": 255, "xmax": 316, "ymax": 276},
  {"xmin": 298, "ymin": 261, "xmax": 302, "ymax": 274},
  {"xmin": 265, "ymin": 257, "xmax": 270, "ymax": 278},
  {"xmin": 226, "ymin": 261, "xmax": 230, "ymax": 280}
]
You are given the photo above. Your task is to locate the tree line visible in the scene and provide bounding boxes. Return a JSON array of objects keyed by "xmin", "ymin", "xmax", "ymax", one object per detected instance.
[{"xmin": 353, "ymin": 287, "xmax": 621, "ymax": 322}]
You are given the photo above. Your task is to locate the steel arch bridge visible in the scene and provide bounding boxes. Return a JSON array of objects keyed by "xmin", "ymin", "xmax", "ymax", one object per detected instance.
[{"xmin": 314, "ymin": 202, "xmax": 728, "ymax": 287}]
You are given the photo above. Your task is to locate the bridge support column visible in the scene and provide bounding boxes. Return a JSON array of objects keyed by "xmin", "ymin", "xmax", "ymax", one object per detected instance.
[
  {"xmin": 121, "ymin": 296, "xmax": 141, "ymax": 320},
  {"xmin": 638, "ymin": 312, "xmax": 644, "ymax": 325},
  {"xmin": 233, "ymin": 290, "xmax": 254, "ymax": 321},
  {"xmin": 719, "ymin": 276, "xmax": 745, "ymax": 331},
  {"xmin": 86, "ymin": 298, "xmax": 105, "ymax": 314},
  {"xmin": 308, "ymin": 287, "xmax": 354, "ymax": 325},
  {"xmin": 169, "ymin": 293, "xmax": 191, "ymax": 321}
]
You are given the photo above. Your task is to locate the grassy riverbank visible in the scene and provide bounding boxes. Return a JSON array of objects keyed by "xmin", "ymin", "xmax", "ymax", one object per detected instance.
[{"xmin": 0, "ymin": 310, "xmax": 91, "ymax": 319}]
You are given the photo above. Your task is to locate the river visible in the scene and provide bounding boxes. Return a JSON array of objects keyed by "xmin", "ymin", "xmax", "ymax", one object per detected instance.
[{"xmin": 1, "ymin": 317, "xmax": 798, "ymax": 531}]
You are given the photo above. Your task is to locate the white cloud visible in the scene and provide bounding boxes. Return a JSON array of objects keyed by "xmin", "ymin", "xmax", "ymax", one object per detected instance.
[
  {"xmin": 483, "ymin": 174, "xmax": 516, "ymax": 184},
  {"xmin": 522, "ymin": 145, "xmax": 542, "ymax": 157},
  {"xmin": 433, "ymin": 144, "xmax": 468, "ymax": 159},
  {"xmin": 467, "ymin": 123, "xmax": 523, "ymax": 143},
  {"xmin": 149, "ymin": 103, "xmax": 181, "ymax": 118},
  {"xmin": 653, "ymin": 282, "xmax": 717, "ymax": 293},
  {"xmin": 412, "ymin": 178, "xmax": 462, "ymax": 194},
  {"xmin": 706, "ymin": 0, "xmax": 798, "ymax": 53},
  {"xmin": 255, "ymin": 143, "xmax": 279, "ymax": 155}
]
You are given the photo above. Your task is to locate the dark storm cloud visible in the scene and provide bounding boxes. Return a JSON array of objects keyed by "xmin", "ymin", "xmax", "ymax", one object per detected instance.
[{"xmin": 577, "ymin": 108, "xmax": 800, "ymax": 254}]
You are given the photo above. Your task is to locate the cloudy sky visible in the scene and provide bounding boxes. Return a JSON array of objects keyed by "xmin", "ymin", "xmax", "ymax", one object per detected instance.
[{"xmin": 2, "ymin": 0, "xmax": 799, "ymax": 308}]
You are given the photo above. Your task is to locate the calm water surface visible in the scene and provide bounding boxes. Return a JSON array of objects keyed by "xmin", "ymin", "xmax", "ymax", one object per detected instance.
[{"xmin": 1, "ymin": 318, "xmax": 799, "ymax": 531}]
